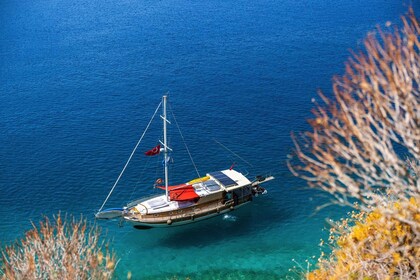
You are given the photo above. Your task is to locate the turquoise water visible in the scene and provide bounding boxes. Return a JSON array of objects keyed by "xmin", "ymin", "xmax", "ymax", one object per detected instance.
[{"xmin": 1, "ymin": 0, "xmax": 418, "ymax": 278}]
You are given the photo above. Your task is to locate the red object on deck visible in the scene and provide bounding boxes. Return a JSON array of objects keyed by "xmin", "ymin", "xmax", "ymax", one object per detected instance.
[{"xmin": 169, "ymin": 185, "xmax": 199, "ymax": 201}]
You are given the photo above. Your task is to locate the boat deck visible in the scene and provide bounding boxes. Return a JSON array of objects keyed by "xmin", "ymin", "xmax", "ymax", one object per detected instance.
[
  {"xmin": 134, "ymin": 195, "xmax": 196, "ymax": 214},
  {"xmin": 122, "ymin": 169, "xmax": 258, "ymax": 226}
]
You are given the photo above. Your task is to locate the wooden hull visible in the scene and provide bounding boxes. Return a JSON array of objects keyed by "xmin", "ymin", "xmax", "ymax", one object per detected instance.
[
  {"xmin": 123, "ymin": 196, "xmax": 252, "ymax": 228},
  {"xmin": 118, "ymin": 170, "xmax": 274, "ymax": 229}
]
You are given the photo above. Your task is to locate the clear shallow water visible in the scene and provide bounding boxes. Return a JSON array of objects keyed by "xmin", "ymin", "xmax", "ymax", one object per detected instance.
[{"xmin": 1, "ymin": 0, "xmax": 418, "ymax": 279}]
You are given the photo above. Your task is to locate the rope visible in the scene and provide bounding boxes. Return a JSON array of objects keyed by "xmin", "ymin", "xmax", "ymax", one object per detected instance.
[
  {"xmin": 169, "ymin": 103, "xmax": 201, "ymax": 178},
  {"xmin": 97, "ymin": 101, "xmax": 162, "ymax": 213},
  {"xmin": 213, "ymin": 139, "xmax": 254, "ymax": 168}
]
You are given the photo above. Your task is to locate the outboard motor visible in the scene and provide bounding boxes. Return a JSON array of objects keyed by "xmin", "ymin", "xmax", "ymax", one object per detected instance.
[
  {"xmin": 251, "ymin": 174, "xmax": 273, "ymax": 196},
  {"xmin": 252, "ymin": 184, "xmax": 267, "ymax": 196}
]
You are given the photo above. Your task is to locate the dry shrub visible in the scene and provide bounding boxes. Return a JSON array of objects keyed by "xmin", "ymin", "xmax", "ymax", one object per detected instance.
[
  {"xmin": 288, "ymin": 8, "xmax": 420, "ymax": 280},
  {"xmin": 0, "ymin": 213, "xmax": 116, "ymax": 280},
  {"xmin": 308, "ymin": 198, "xmax": 420, "ymax": 279},
  {"xmin": 289, "ymin": 8, "xmax": 419, "ymax": 216}
]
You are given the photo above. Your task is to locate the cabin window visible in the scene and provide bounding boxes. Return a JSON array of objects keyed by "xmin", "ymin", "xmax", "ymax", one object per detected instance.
[
  {"xmin": 233, "ymin": 189, "xmax": 243, "ymax": 198},
  {"xmin": 242, "ymin": 186, "xmax": 252, "ymax": 196},
  {"xmin": 226, "ymin": 192, "xmax": 232, "ymax": 201}
]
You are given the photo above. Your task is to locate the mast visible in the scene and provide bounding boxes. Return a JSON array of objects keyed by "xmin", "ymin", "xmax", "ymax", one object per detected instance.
[{"xmin": 162, "ymin": 95, "xmax": 169, "ymax": 202}]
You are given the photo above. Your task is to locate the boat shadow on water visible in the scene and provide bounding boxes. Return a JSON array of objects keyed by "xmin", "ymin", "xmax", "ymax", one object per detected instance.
[{"xmin": 154, "ymin": 203, "xmax": 295, "ymax": 249}]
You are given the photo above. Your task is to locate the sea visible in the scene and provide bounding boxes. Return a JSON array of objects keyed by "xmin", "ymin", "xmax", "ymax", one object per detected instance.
[{"xmin": 1, "ymin": 0, "xmax": 418, "ymax": 279}]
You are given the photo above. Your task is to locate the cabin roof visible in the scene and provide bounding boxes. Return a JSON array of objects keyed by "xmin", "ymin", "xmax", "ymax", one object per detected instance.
[{"xmin": 208, "ymin": 169, "xmax": 251, "ymax": 191}]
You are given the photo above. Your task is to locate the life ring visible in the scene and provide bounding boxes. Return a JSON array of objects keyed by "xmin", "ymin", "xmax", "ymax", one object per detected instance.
[{"xmin": 155, "ymin": 178, "xmax": 163, "ymax": 185}]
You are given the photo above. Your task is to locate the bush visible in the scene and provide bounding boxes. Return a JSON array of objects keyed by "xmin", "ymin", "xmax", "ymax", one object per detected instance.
[
  {"xmin": 289, "ymin": 8, "xmax": 419, "ymax": 218},
  {"xmin": 288, "ymin": 7, "xmax": 419, "ymax": 280},
  {"xmin": 0, "ymin": 214, "xmax": 116, "ymax": 280},
  {"xmin": 308, "ymin": 198, "xmax": 420, "ymax": 279}
]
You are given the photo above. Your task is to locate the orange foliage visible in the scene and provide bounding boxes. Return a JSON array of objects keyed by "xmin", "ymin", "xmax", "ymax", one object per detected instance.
[
  {"xmin": 287, "ymin": 7, "xmax": 420, "ymax": 280},
  {"xmin": 308, "ymin": 198, "xmax": 420, "ymax": 279},
  {"xmin": 0, "ymin": 214, "xmax": 116, "ymax": 280}
]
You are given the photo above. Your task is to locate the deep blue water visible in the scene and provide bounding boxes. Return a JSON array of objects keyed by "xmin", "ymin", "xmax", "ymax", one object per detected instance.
[{"xmin": 1, "ymin": 0, "xmax": 419, "ymax": 279}]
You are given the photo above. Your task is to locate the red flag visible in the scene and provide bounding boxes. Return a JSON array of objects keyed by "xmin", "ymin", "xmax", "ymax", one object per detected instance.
[{"xmin": 145, "ymin": 144, "xmax": 161, "ymax": 156}]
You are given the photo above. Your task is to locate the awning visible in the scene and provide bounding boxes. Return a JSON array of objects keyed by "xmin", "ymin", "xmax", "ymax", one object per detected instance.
[{"xmin": 169, "ymin": 185, "xmax": 199, "ymax": 201}]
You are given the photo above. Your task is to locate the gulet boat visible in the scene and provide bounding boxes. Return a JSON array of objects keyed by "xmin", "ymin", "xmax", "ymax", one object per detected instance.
[{"xmin": 95, "ymin": 95, "xmax": 274, "ymax": 229}]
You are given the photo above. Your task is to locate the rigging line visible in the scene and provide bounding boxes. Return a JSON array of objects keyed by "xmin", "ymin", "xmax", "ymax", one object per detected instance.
[
  {"xmin": 169, "ymin": 103, "xmax": 201, "ymax": 178},
  {"xmin": 127, "ymin": 155, "xmax": 152, "ymax": 202},
  {"xmin": 98, "ymin": 101, "xmax": 162, "ymax": 213},
  {"xmin": 213, "ymin": 139, "xmax": 254, "ymax": 168}
]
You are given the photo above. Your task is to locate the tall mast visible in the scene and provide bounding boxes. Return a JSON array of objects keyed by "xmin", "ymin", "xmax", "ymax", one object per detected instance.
[{"xmin": 162, "ymin": 95, "xmax": 169, "ymax": 202}]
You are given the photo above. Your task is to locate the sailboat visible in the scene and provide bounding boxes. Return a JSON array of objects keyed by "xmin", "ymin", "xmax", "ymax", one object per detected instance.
[{"xmin": 95, "ymin": 95, "xmax": 274, "ymax": 228}]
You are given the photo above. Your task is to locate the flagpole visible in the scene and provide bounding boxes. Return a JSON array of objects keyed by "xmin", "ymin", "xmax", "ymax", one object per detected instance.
[{"xmin": 163, "ymin": 95, "xmax": 169, "ymax": 202}]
